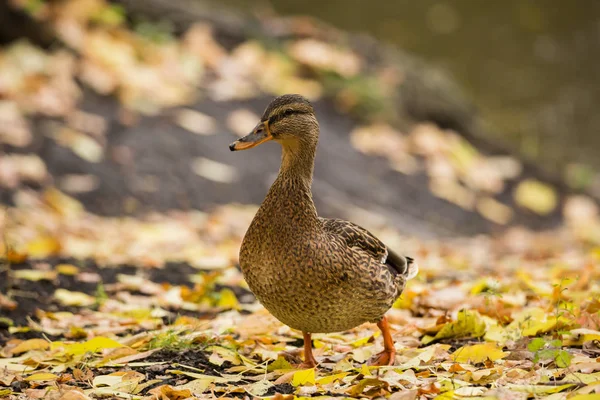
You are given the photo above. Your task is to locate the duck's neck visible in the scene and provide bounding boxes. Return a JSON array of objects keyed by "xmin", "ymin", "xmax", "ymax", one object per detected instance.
[
  {"xmin": 263, "ymin": 139, "xmax": 319, "ymax": 225},
  {"xmin": 279, "ymin": 140, "xmax": 316, "ymax": 185}
]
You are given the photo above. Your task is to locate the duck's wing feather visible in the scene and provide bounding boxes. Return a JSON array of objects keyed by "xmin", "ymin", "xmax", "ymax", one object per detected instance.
[{"xmin": 320, "ymin": 218, "xmax": 416, "ymax": 278}]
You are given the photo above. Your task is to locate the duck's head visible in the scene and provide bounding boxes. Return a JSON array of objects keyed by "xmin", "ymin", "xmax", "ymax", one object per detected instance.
[{"xmin": 229, "ymin": 94, "xmax": 319, "ymax": 152}]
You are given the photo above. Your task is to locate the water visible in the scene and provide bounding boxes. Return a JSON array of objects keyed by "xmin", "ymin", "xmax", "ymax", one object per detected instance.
[{"xmin": 216, "ymin": 0, "xmax": 600, "ymax": 179}]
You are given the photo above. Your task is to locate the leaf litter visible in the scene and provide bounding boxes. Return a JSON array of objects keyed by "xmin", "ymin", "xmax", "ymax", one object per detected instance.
[
  {"xmin": 1, "ymin": 187, "xmax": 600, "ymax": 399},
  {"xmin": 0, "ymin": 0, "xmax": 599, "ymax": 399}
]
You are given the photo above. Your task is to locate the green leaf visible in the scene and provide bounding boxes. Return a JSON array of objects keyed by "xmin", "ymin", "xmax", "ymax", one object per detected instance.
[
  {"xmin": 527, "ymin": 338, "xmax": 546, "ymax": 352},
  {"xmin": 537, "ymin": 349, "xmax": 558, "ymax": 361},
  {"xmin": 554, "ymin": 350, "xmax": 572, "ymax": 367},
  {"xmin": 549, "ymin": 339, "xmax": 562, "ymax": 348}
]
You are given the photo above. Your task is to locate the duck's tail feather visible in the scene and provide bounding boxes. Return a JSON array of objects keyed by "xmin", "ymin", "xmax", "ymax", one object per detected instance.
[
  {"xmin": 404, "ymin": 256, "xmax": 419, "ymax": 280},
  {"xmin": 385, "ymin": 249, "xmax": 419, "ymax": 280}
]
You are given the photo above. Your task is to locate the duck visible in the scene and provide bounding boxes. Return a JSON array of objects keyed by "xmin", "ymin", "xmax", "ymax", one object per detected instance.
[{"xmin": 229, "ymin": 94, "xmax": 418, "ymax": 368}]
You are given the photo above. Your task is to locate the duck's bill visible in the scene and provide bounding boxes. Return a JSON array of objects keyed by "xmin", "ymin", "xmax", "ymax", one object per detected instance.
[{"xmin": 229, "ymin": 121, "xmax": 272, "ymax": 151}]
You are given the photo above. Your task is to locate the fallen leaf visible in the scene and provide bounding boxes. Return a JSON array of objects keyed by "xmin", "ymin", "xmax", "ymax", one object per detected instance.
[
  {"xmin": 226, "ymin": 109, "xmax": 259, "ymax": 137},
  {"xmin": 25, "ymin": 237, "xmax": 61, "ymax": 258},
  {"xmin": 13, "ymin": 269, "xmax": 57, "ymax": 281},
  {"xmin": 54, "ymin": 289, "xmax": 96, "ymax": 307},
  {"xmin": 52, "ymin": 127, "xmax": 104, "ymax": 163},
  {"xmin": 55, "ymin": 337, "xmax": 124, "ymax": 355},
  {"xmin": 292, "ymin": 368, "xmax": 316, "ymax": 386},
  {"xmin": 55, "ymin": 263, "xmax": 80, "ymax": 276},
  {"xmin": 451, "ymin": 343, "xmax": 508, "ymax": 364},
  {"xmin": 10, "ymin": 338, "xmax": 50, "ymax": 355},
  {"xmin": 207, "ymin": 345, "xmax": 241, "ymax": 366},
  {"xmin": 246, "ymin": 380, "xmax": 274, "ymax": 396},
  {"xmin": 514, "ymin": 179, "xmax": 558, "ymax": 215},
  {"xmin": 422, "ymin": 310, "xmax": 486, "ymax": 344},
  {"xmin": 147, "ymin": 384, "xmax": 192, "ymax": 400},
  {"xmin": 507, "ymin": 383, "xmax": 574, "ymax": 394},
  {"xmin": 191, "ymin": 157, "xmax": 237, "ymax": 183},
  {"xmin": 174, "ymin": 109, "xmax": 216, "ymax": 135},
  {"xmin": 24, "ymin": 372, "xmax": 59, "ymax": 382}
]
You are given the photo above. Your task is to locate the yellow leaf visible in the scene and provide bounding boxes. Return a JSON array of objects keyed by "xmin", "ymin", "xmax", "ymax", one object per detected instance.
[
  {"xmin": 25, "ymin": 236, "xmax": 61, "ymax": 258},
  {"xmin": 484, "ymin": 324, "xmax": 513, "ymax": 344},
  {"xmin": 565, "ymin": 329, "xmax": 600, "ymax": 346},
  {"xmin": 509, "ymin": 308, "xmax": 573, "ymax": 336},
  {"xmin": 10, "ymin": 338, "xmax": 50, "ymax": 354},
  {"xmin": 267, "ymin": 356, "xmax": 293, "ymax": 371},
  {"xmin": 175, "ymin": 378, "xmax": 213, "ymax": 394},
  {"xmin": 433, "ymin": 392, "xmax": 455, "ymax": 400},
  {"xmin": 507, "ymin": 383, "xmax": 573, "ymax": 394},
  {"xmin": 422, "ymin": 310, "xmax": 486, "ymax": 344},
  {"xmin": 216, "ymin": 288, "xmax": 239, "ymax": 309},
  {"xmin": 570, "ymin": 395, "xmax": 600, "ymax": 400},
  {"xmin": 360, "ymin": 363, "xmax": 371, "ymax": 377},
  {"xmin": 55, "ymin": 337, "xmax": 124, "ymax": 355},
  {"xmin": 351, "ymin": 333, "xmax": 376, "ymax": 348},
  {"xmin": 451, "ymin": 343, "xmax": 508, "ymax": 364},
  {"xmin": 316, "ymin": 372, "xmax": 349, "ymax": 385},
  {"xmin": 13, "ymin": 269, "xmax": 57, "ymax": 281},
  {"xmin": 54, "ymin": 289, "xmax": 96, "ymax": 307},
  {"xmin": 156, "ymin": 385, "xmax": 193, "ymax": 399},
  {"xmin": 449, "ymin": 137, "xmax": 478, "ymax": 170},
  {"xmin": 43, "ymin": 188, "xmax": 84, "ymax": 217},
  {"xmin": 564, "ymin": 372, "xmax": 600, "ymax": 385},
  {"xmin": 55, "ymin": 263, "xmax": 79, "ymax": 275},
  {"xmin": 25, "ymin": 372, "xmax": 59, "ymax": 381},
  {"xmin": 292, "ymin": 368, "xmax": 316, "ymax": 386},
  {"xmin": 514, "ymin": 179, "xmax": 557, "ymax": 215},
  {"xmin": 470, "ymin": 278, "xmax": 500, "ymax": 295}
]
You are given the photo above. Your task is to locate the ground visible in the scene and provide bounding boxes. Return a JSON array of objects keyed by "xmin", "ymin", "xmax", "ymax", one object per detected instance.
[
  {"xmin": 1, "ymin": 1, "xmax": 600, "ymax": 399},
  {"xmin": 1, "ymin": 197, "xmax": 600, "ymax": 399}
]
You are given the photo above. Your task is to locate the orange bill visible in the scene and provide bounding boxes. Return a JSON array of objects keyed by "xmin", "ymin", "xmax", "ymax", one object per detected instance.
[{"xmin": 229, "ymin": 121, "xmax": 272, "ymax": 151}]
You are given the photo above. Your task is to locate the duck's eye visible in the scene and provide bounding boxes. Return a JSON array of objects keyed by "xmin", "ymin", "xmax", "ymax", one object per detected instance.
[{"xmin": 283, "ymin": 109, "xmax": 294, "ymax": 116}]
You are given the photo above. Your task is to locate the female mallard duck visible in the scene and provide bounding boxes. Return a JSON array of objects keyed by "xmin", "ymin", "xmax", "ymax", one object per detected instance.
[{"xmin": 229, "ymin": 94, "xmax": 418, "ymax": 368}]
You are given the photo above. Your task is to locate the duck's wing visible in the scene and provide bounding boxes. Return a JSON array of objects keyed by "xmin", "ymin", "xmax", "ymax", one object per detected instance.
[{"xmin": 320, "ymin": 218, "xmax": 418, "ymax": 279}]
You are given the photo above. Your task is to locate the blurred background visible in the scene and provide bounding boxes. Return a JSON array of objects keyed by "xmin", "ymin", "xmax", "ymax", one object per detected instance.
[
  {"xmin": 1, "ymin": 0, "xmax": 600, "ymax": 238},
  {"xmin": 222, "ymin": 0, "xmax": 600, "ymax": 178}
]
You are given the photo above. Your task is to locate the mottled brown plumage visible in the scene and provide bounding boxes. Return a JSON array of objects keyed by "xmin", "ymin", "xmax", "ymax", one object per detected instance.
[{"xmin": 229, "ymin": 94, "xmax": 418, "ymax": 367}]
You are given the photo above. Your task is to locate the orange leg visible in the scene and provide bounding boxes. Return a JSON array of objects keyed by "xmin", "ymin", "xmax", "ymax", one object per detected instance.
[
  {"xmin": 299, "ymin": 331, "xmax": 317, "ymax": 368},
  {"xmin": 368, "ymin": 316, "xmax": 396, "ymax": 366}
]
